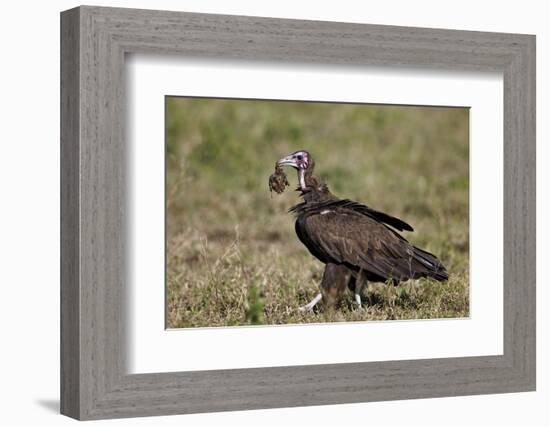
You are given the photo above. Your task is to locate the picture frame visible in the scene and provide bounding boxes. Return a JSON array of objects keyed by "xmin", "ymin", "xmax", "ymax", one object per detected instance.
[{"xmin": 60, "ymin": 5, "xmax": 536, "ymax": 420}]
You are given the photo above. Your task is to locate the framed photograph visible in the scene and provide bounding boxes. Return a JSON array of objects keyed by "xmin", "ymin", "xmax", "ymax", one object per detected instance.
[{"xmin": 60, "ymin": 6, "xmax": 535, "ymax": 420}]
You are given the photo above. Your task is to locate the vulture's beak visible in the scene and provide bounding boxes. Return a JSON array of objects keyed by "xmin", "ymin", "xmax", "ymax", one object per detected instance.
[{"xmin": 277, "ymin": 154, "xmax": 298, "ymax": 169}]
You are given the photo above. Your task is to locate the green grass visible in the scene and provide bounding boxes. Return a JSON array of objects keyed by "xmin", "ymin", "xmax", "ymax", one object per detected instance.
[{"xmin": 166, "ymin": 97, "xmax": 469, "ymax": 328}]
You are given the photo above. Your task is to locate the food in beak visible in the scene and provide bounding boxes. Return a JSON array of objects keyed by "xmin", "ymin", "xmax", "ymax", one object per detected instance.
[{"xmin": 269, "ymin": 162, "xmax": 290, "ymax": 194}]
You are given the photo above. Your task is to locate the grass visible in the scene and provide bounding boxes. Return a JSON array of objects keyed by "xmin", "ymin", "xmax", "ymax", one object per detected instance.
[{"xmin": 166, "ymin": 97, "xmax": 469, "ymax": 328}]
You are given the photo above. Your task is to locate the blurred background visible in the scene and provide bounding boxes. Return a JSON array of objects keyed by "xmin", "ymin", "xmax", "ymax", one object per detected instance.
[{"xmin": 166, "ymin": 97, "xmax": 469, "ymax": 328}]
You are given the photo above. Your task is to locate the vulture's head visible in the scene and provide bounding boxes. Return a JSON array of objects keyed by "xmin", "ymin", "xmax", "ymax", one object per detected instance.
[
  {"xmin": 276, "ymin": 150, "xmax": 312, "ymax": 171},
  {"xmin": 277, "ymin": 150, "xmax": 315, "ymax": 191}
]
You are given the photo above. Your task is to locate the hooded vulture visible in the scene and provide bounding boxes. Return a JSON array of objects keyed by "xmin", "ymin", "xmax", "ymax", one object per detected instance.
[{"xmin": 274, "ymin": 150, "xmax": 448, "ymax": 311}]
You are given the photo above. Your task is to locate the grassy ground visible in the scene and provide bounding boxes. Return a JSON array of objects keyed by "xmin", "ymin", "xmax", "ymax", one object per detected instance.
[{"xmin": 166, "ymin": 97, "xmax": 469, "ymax": 328}]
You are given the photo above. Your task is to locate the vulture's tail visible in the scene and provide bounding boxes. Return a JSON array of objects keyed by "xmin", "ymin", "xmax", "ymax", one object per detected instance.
[{"xmin": 412, "ymin": 246, "xmax": 449, "ymax": 281}]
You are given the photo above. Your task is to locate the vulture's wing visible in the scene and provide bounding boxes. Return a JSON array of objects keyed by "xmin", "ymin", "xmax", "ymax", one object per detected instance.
[
  {"xmin": 339, "ymin": 200, "xmax": 414, "ymax": 232},
  {"xmin": 298, "ymin": 209, "xmax": 437, "ymax": 281},
  {"xmin": 292, "ymin": 199, "xmax": 414, "ymax": 232}
]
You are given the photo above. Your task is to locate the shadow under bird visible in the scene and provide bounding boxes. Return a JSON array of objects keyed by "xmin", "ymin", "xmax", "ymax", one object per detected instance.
[{"xmin": 273, "ymin": 150, "xmax": 448, "ymax": 311}]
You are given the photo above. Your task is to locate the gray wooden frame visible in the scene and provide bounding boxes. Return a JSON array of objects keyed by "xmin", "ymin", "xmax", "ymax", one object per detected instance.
[{"xmin": 60, "ymin": 5, "xmax": 536, "ymax": 421}]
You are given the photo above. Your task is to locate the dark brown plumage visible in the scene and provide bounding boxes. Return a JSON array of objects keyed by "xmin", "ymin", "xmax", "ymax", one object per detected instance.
[{"xmin": 274, "ymin": 150, "xmax": 448, "ymax": 311}]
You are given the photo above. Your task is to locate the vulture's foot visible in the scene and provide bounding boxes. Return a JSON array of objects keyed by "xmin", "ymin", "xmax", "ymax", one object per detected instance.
[
  {"xmin": 354, "ymin": 293, "xmax": 363, "ymax": 311},
  {"xmin": 299, "ymin": 293, "xmax": 322, "ymax": 312}
]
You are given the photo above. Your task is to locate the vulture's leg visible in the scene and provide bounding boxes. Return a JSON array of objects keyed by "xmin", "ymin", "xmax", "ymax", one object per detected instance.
[
  {"xmin": 299, "ymin": 264, "xmax": 352, "ymax": 312},
  {"xmin": 320, "ymin": 263, "xmax": 353, "ymax": 308},
  {"xmin": 354, "ymin": 269, "xmax": 368, "ymax": 310},
  {"xmin": 299, "ymin": 293, "xmax": 322, "ymax": 312}
]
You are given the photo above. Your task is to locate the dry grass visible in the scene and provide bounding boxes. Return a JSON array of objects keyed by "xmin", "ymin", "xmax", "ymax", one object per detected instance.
[{"xmin": 166, "ymin": 98, "xmax": 469, "ymax": 328}]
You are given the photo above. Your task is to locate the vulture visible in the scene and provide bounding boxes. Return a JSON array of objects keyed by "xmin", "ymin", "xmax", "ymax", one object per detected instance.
[{"xmin": 274, "ymin": 150, "xmax": 448, "ymax": 311}]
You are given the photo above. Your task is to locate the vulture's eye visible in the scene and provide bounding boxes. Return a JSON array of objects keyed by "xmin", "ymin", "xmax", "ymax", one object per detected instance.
[{"xmin": 297, "ymin": 155, "xmax": 303, "ymax": 161}]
